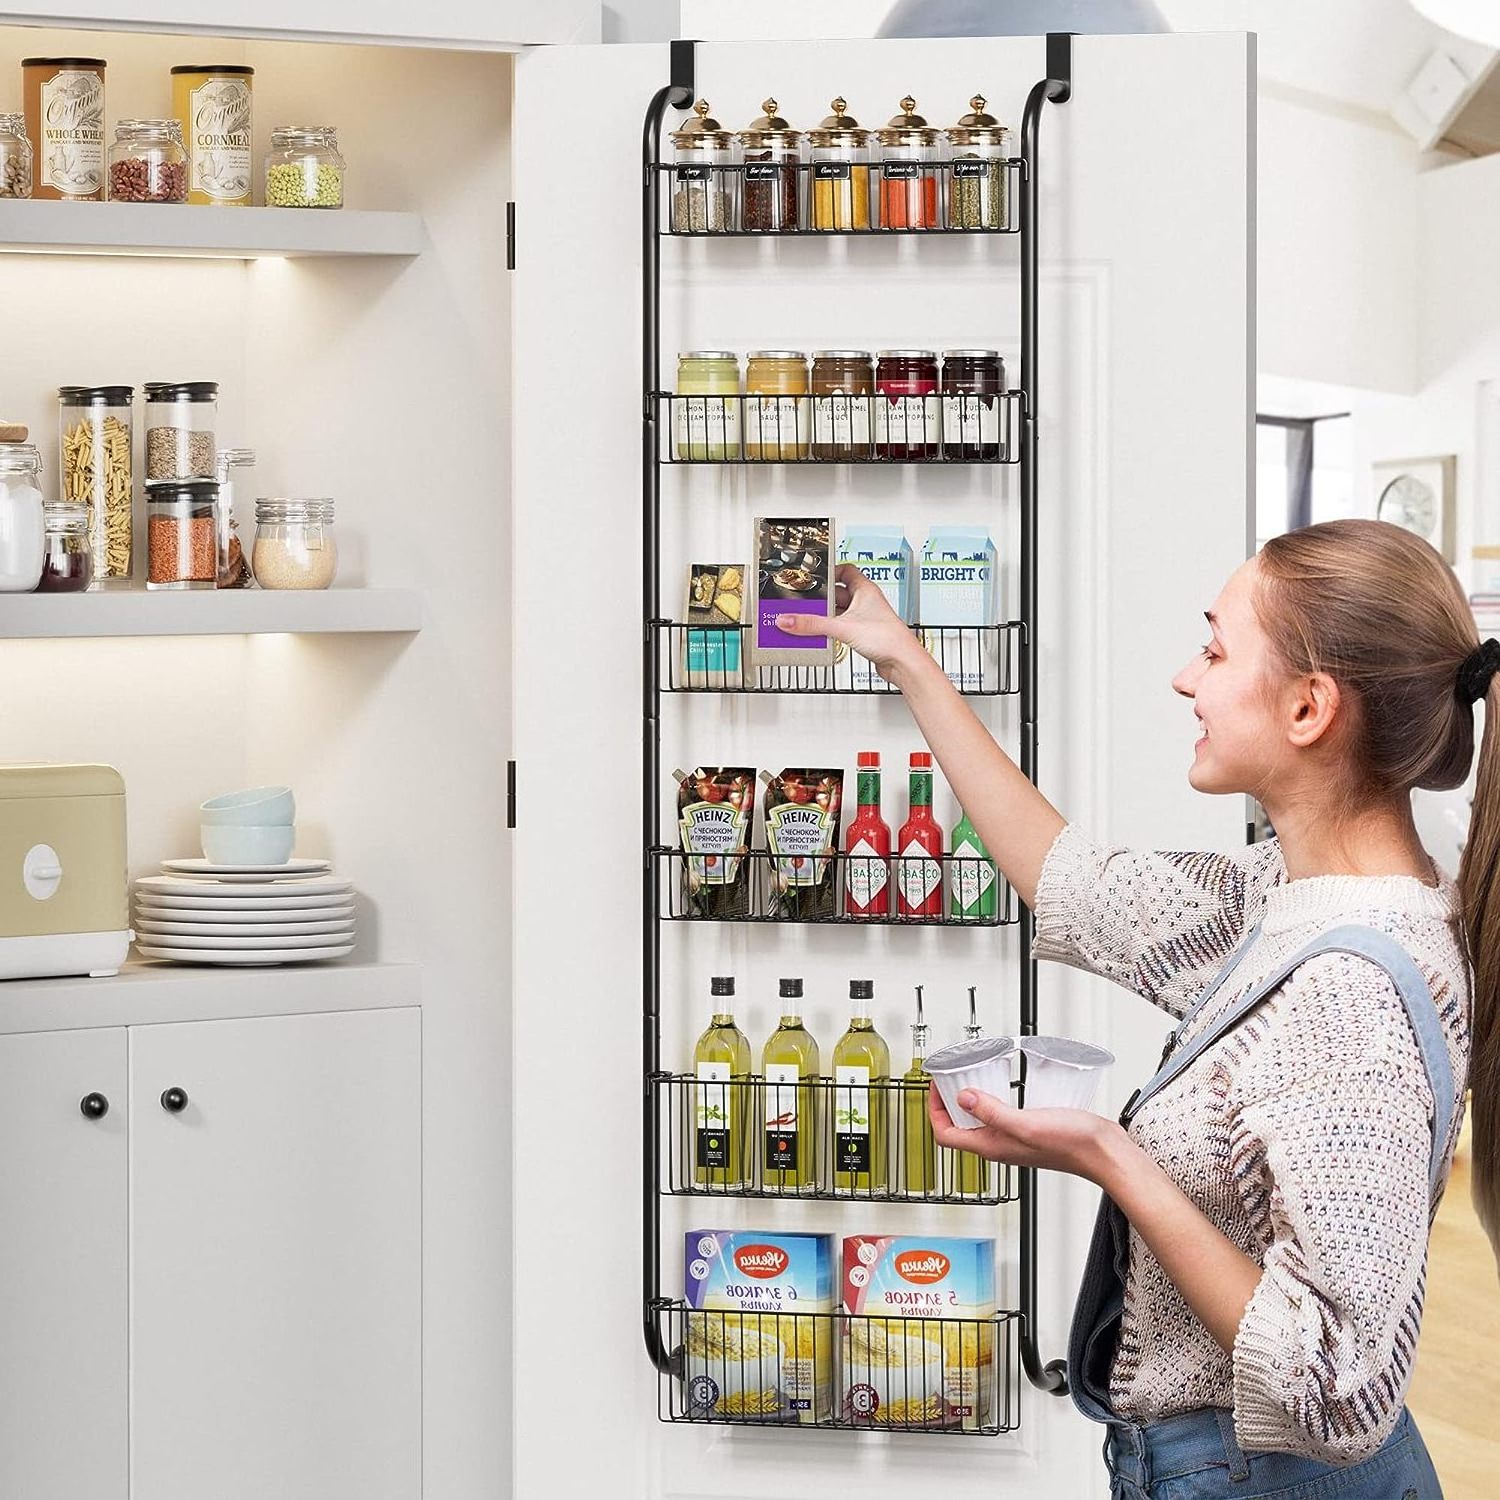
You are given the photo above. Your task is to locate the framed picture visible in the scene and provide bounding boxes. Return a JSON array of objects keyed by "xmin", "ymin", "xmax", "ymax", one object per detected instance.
[{"xmin": 1372, "ymin": 455, "xmax": 1456, "ymax": 562}]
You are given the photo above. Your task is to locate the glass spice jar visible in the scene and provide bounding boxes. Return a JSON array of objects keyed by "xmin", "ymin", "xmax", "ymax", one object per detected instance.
[
  {"xmin": 253, "ymin": 498, "xmax": 337, "ymax": 590},
  {"xmin": 0, "ymin": 113, "xmax": 33, "ymax": 198},
  {"xmin": 38, "ymin": 502, "xmax": 92, "ymax": 593},
  {"xmin": 670, "ymin": 99, "xmax": 737, "ymax": 234},
  {"xmin": 265, "ymin": 125, "xmax": 346, "ymax": 209},
  {"xmin": 108, "ymin": 119, "xmax": 187, "ymax": 203},
  {"xmin": 675, "ymin": 352, "xmax": 741, "ymax": 461},
  {"xmin": 145, "ymin": 381, "xmax": 218, "ymax": 481},
  {"xmin": 807, "ymin": 97, "xmax": 871, "ymax": 231},
  {"xmin": 738, "ymin": 98, "xmax": 800, "ymax": 233},
  {"xmin": 23, "ymin": 57, "xmax": 106, "ymax": 201},
  {"xmin": 874, "ymin": 350, "xmax": 940, "ymax": 460},
  {"xmin": 58, "ymin": 385, "xmax": 133, "ymax": 589},
  {"xmin": 744, "ymin": 351, "xmax": 810, "ymax": 461},
  {"xmin": 147, "ymin": 480, "xmax": 218, "ymax": 590},
  {"xmin": 945, "ymin": 95, "xmax": 1011, "ymax": 230},
  {"xmin": 942, "ymin": 351, "xmax": 1007, "ymax": 460},
  {"xmin": 811, "ymin": 350, "xmax": 874, "ymax": 460},
  {"xmin": 876, "ymin": 96, "xmax": 941, "ymax": 231}
]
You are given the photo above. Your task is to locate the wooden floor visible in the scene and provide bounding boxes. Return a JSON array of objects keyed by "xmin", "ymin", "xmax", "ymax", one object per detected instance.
[{"xmin": 1407, "ymin": 1115, "xmax": 1500, "ymax": 1497}]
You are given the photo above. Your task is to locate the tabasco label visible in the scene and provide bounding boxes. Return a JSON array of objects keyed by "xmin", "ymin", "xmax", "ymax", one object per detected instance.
[
  {"xmin": 40, "ymin": 70, "xmax": 104, "ymax": 197},
  {"xmin": 189, "ymin": 78, "xmax": 252, "ymax": 203}
]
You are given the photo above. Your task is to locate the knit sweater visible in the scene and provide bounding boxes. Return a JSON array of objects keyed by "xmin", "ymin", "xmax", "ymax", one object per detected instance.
[{"xmin": 1032, "ymin": 822, "xmax": 1472, "ymax": 1465}]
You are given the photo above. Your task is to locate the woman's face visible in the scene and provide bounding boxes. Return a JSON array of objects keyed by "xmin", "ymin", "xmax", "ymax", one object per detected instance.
[{"xmin": 1171, "ymin": 558, "xmax": 1285, "ymax": 796}]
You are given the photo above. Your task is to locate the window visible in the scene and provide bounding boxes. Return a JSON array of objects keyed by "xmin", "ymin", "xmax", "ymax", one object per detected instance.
[{"xmin": 1254, "ymin": 411, "xmax": 1353, "ymax": 545}]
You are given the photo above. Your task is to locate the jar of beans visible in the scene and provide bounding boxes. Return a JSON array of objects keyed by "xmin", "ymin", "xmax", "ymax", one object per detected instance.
[
  {"xmin": 738, "ymin": 98, "xmax": 800, "ymax": 233},
  {"xmin": 670, "ymin": 100, "xmax": 737, "ymax": 234},
  {"xmin": 265, "ymin": 125, "xmax": 345, "ymax": 209},
  {"xmin": 108, "ymin": 119, "xmax": 187, "ymax": 203},
  {"xmin": 0, "ymin": 113, "xmax": 33, "ymax": 198},
  {"xmin": 147, "ymin": 480, "xmax": 218, "ymax": 590},
  {"xmin": 876, "ymin": 96, "xmax": 940, "ymax": 231},
  {"xmin": 38, "ymin": 502, "xmax": 92, "ymax": 593},
  {"xmin": 144, "ymin": 381, "xmax": 218, "ymax": 481}
]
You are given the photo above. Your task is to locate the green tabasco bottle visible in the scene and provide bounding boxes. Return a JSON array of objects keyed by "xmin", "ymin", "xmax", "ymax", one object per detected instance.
[
  {"xmin": 761, "ymin": 978, "xmax": 821, "ymax": 1194},
  {"xmin": 950, "ymin": 807, "xmax": 998, "ymax": 922},
  {"xmin": 692, "ymin": 976, "xmax": 752, "ymax": 1190}
]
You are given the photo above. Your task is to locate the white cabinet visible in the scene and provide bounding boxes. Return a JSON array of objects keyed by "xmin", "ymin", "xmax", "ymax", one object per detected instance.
[{"xmin": 0, "ymin": 1006, "xmax": 421, "ymax": 1500}]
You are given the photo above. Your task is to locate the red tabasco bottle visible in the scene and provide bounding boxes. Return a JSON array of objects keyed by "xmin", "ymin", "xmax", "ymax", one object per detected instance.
[
  {"xmin": 844, "ymin": 750, "xmax": 892, "ymax": 918},
  {"xmin": 897, "ymin": 751, "xmax": 944, "ymax": 919}
]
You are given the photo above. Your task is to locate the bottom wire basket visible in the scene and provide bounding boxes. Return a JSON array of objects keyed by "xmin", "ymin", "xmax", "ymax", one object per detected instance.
[{"xmin": 653, "ymin": 1300, "xmax": 1021, "ymax": 1435}]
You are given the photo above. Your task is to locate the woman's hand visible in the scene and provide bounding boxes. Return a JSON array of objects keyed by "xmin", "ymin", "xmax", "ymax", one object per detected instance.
[
  {"xmin": 774, "ymin": 563, "xmax": 929, "ymax": 683},
  {"xmin": 928, "ymin": 1085, "xmax": 1126, "ymax": 1187}
]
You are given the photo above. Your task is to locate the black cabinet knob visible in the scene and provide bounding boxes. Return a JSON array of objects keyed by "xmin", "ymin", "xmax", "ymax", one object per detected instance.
[
  {"xmin": 79, "ymin": 1092, "xmax": 109, "ymax": 1120},
  {"xmin": 160, "ymin": 1087, "xmax": 189, "ymax": 1114}
]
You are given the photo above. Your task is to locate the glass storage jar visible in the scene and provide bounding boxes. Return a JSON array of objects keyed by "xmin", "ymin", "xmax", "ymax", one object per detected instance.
[
  {"xmin": 875, "ymin": 350, "xmax": 940, "ymax": 460},
  {"xmin": 738, "ymin": 98, "xmax": 800, "ymax": 232},
  {"xmin": 23, "ymin": 57, "xmax": 106, "ymax": 201},
  {"xmin": 670, "ymin": 99, "xmax": 737, "ymax": 234},
  {"xmin": 811, "ymin": 350, "xmax": 874, "ymax": 460},
  {"xmin": 253, "ymin": 498, "xmax": 338, "ymax": 590},
  {"xmin": 807, "ymin": 97, "xmax": 870, "ymax": 231},
  {"xmin": 58, "ymin": 385, "xmax": 133, "ymax": 588},
  {"xmin": 744, "ymin": 351, "xmax": 810, "ymax": 461},
  {"xmin": 942, "ymin": 350, "xmax": 1007, "ymax": 460},
  {"xmin": 38, "ymin": 502, "xmax": 92, "ymax": 593},
  {"xmin": 0, "ymin": 112, "xmax": 33, "ymax": 198},
  {"xmin": 171, "ymin": 64, "xmax": 253, "ymax": 206},
  {"xmin": 945, "ymin": 95, "xmax": 1011, "ymax": 230},
  {"xmin": 214, "ymin": 447, "xmax": 256, "ymax": 587},
  {"xmin": 108, "ymin": 119, "xmax": 187, "ymax": 203},
  {"xmin": 876, "ymin": 96, "xmax": 940, "ymax": 230},
  {"xmin": 0, "ymin": 442, "xmax": 45, "ymax": 593},
  {"xmin": 675, "ymin": 352, "xmax": 741, "ymax": 461},
  {"xmin": 147, "ymin": 480, "xmax": 218, "ymax": 590},
  {"xmin": 265, "ymin": 125, "xmax": 345, "ymax": 209},
  {"xmin": 145, "ymin": 381, "xmax": 218, "ymax": 481}
]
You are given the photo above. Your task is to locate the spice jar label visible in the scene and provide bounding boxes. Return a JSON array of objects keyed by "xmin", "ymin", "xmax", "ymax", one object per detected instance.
[
  {"xmin": 40, "ymin": 71, "xmax": 104, "ymax": 196},
  {"xmin": 744, "ymin": 161, "xmax": 781, "ymax": 182},
  {"xmin": 813, "ymin": 161, "xmax": 851, "ymax": 180},
  {"xmin": 880, "ymin": 160, "xmax": 923, "ymax": 180},
  {"xmin": 952, "ymin": 159, "xmax": 990, "ymax": 178},
  {"xmin": 188, "ymin": 79, "xmax": 252, "ymax": 202},
  {"xmin": 674, "ymin": 163, "xmax": 711, "ymax": 182}
]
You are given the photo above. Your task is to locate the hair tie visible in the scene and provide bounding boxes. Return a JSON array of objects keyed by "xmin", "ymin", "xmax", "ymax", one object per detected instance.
[{"xmin": 1458, "ymin": 638, "xmax": 1500, "ymax": 705}]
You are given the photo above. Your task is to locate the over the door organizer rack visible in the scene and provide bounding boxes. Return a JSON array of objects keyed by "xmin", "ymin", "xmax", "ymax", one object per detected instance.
[{"xmin": 641, "ymin": 36, "xmax": 1075, "ymax": 1435}]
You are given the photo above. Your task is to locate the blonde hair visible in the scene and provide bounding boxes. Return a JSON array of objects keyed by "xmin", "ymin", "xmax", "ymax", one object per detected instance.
[{"xmin": 1255, "ymin": 520, "xmax": 1498, "ymax": 1256}]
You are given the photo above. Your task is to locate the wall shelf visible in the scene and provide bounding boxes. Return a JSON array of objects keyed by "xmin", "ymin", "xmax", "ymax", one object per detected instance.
[
  {"xmin": 0, "ymin": 588, "xmax": 424, "ymax": 640},
  {"xmin": 0, "ymin": 201, "xmax": 427, "ymax": 260}
]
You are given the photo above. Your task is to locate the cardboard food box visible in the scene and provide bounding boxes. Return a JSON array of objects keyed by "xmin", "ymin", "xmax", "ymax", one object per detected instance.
[
  {"xmin": 919, "ymin": 527, "xmax": 998, "ymax": 692},
  {"xmin": 752, "ymin": 517, "xmax": 835, "ymax": 668},
  {"xmin": 839, "ymin": 526, "xmax": 914, "ymax": 689}
]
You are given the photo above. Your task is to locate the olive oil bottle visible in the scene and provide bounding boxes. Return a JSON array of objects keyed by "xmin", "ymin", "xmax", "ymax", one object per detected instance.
[
  {"xmin": 693, "ymin": 976, "xmax": 752, "ymax": 1189},
  {"xmin": 761, "ymin": 978, "xmax": 821, "ymax": 1194},
  {"xmin": 900, "ymin": 985, "xmax": 938, "ymax": 1197},
  {"xmin": 955, "ymin": 985, "xmax": 992, "ymax": 1199},
  {"xmin": 832, "ymin": 979, "xmax": 890, "ymax": 1196}
]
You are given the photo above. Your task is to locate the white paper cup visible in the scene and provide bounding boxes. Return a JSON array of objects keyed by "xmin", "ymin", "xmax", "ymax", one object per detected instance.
[
  {"xmin": 1015, "ymin": 1036, "xmax": 1114, "ymax": 1111},
  {"xmin": 923, "ymin": 1037, "xmax": 1016, "ymax": 1128}
]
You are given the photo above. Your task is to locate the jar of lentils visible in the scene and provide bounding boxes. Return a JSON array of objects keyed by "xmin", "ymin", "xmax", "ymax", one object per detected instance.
[
  {"xmin": 147, "ymin": 480, "xmax": 218, "ymax": 590},
  {"xmin": 265, "ymin": 125, "xmax": 345, "ymax": 209},
  {"xmin": 0, "ymin": 112, "xmax": 32, "ymax": 198},
  {"xmin": 108, "ymin": 119, "xmax": 187, "ymax": 203}
]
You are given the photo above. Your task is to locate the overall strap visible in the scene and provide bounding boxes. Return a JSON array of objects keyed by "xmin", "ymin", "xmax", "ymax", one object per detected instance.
[{"xmin": 1124, "ymin": 922, "xmax": 1454, "ymax": 1200}]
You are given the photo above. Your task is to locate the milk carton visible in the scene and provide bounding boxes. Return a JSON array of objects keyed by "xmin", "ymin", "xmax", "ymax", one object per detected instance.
[
  {"xmin": 839, "ymin": 526, "xmax": 914, "ymax": 689},
  {"xmin": 683, "ymin": 1230, "xmax": 835, "ymax": 1423},
  {"xmin": 841, "ymin": 1234, "xmax": 996, "ymax": 1430},
  {"xmin": 919, "ymin": 527, "xmax": 998, "ymax": 692}
]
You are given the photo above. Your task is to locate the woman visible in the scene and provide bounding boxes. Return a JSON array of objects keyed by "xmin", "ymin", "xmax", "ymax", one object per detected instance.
[{"xmin": 778, "ymin": 519, "xmax": 1490, "ymax": 1497}]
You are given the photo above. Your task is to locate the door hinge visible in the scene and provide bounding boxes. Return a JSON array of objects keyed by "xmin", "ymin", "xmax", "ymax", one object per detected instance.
[
  {"xmin": 507, "ymin": 759, "xmax": 517, "ymax": 828},
  {"xmin": 506, "ymin": 201, "xmax": 516, "ymax": 270}
]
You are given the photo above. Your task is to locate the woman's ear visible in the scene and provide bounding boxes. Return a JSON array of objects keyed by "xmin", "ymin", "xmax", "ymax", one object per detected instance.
[{"xmin": 1286, "ymin": 671, "xmax": 1342, "ymax": 749}]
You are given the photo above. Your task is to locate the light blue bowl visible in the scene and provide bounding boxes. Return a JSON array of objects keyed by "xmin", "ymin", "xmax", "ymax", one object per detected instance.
[
  {"xmin": 200, "ymin": 786, "xmax": 295, "ymax": 827},
  {"xmin": 201, "ymin": 824, "xmax": 296, "ymax": 866}
]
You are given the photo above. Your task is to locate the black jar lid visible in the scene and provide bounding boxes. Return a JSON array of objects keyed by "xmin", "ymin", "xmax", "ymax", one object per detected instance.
[
  {"xmin": 22, "ymin": 57, "xmax": 107, "ymax": 68},
  {"xmin": 849, "ymin": 979, "xmax": 875, "ymax": 1000},
  {"xmin": 170, "ymin": 64, "xmax": 254, "ymax": 75},
  {"xmin": 779, "ymin": 978, "xmax": 804, "ymax": 999},
  {"xmin": 144, "ymin": 381, "xmax": 219, "ymax": 402},
  {"xmin": 146, "ymin": 479, "xmax": 219, "ymax": 503},
  {"xmin": 711, "ymin": 976, "xmax": 735, "ymax": 997},
  {"xmin": 59, "ymin": 384, "xmax": 133, "ymax": 403}
]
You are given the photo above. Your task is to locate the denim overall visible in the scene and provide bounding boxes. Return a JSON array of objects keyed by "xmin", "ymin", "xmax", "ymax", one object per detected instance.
[{"xmin": 1067, "ymin": 922, "xmax": 1455, "ymax": 1498}]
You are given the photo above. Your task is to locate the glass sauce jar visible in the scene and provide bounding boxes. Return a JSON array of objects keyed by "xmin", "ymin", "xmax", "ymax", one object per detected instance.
[
  {"xmin": 875, "ymin": 351, "xmax": 940, "ymax": 460},
  {"xmin": 876, "ymin": 96, "xmax": 940, "ymax": 231},
  {"xmin": 745, "ymin": 351, "xmax": 810, "ymax": 461},
  {"xmin": 108, "ymin": 119, "xmax": 187, "ymax": 203},
  {"xmin": 738, "ymin": 98, "xmax": 800, "ymax": 233},
  {"xmin": 675, "ymin": 352, "xmax": 741, "ymax": 461},
  {"xmin": 0, "ymin": 113, "xmax": 33, "ymax": 198},
  {"xmin": 807, "ymin": 98, "xmax": 871, "ymax": 232},
  {"xmin": 38, "ymin": 502, "xmax": 92, "ymax": 593},
  {"xmin": 946, "ymin": 95, "xmax": 1011, "ymax": 230},
  {"xmin": 811, "ymin": 351, "xmax": 874, "ymax": 461},
  {"xmin": 942, "ymin": 351, "xmax": 1007, "ymax": 460},
  {"xmin": 670, "ymin": 99, "xmax": 737, "ymax": 234}
]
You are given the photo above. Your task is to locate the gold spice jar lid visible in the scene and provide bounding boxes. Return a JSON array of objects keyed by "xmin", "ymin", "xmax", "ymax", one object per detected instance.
[
  {"xmin": 740, "ymin": 97, "xmax": 800, "ymax": 147},
  {"xmin": 671, "ymin": 98, "xmax": 736, "ymax": 149},
  {"xmin": 878, "ymin": 95, "xmax": 940, "ymax": 146},
  {"xmin": 808, "ymin": 96, "xmax": 870, "ymax": 145},
  {"xmin": 948, "ymin": 94, "xmax": 1009, "ymax": 145}
]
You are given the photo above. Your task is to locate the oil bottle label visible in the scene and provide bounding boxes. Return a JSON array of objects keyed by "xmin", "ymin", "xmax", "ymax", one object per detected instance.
[
  {"xmin": 40, "ymin": 70, "xmax": 104, "ymax": 195},
  {"xmin": 189, "ymin": 78, "xmax": 252, "ymax": 202},
  {"xmin": 834, "ymin": 1064, "xmax": 871, "ymax": 1172},
  {"xmin": 696, "ymin": 1061, "xmax": 732, "ymax": 1167},
  {"xmin": 764, "ymin": 1062, "xmax": 801, "ymax": 1169}
]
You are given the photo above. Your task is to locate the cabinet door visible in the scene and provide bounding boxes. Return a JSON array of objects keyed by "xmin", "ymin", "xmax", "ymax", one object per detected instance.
[
  {"xmin": 129, "ymin": 1008, "xmax": 421, "ymax": 1500},
  {"xmin": 0, "ymin": 1027, "xmax": 128, "ymax": 1500}
]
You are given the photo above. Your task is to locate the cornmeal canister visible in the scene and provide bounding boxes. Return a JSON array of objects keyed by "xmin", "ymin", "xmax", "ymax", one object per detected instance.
[{"xmin": 172, "ymin": 64, "xmax": 254, "ymax": 205}]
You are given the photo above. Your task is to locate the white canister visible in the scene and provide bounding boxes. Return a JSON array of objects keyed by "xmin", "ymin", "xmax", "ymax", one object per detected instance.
[{"xmin": 0, "ymin": 442, "xmax": 46, "ymax": 592}]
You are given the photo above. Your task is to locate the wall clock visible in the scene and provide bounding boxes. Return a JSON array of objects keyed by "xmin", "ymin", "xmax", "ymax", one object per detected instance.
[{"xmin": 1373, "ymin": 455, "xmax": 1456, "ymax": 562}]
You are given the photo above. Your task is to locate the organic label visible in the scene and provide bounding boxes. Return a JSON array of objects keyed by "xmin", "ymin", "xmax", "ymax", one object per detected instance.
[
  {"xmin": 834, "ymin": 1064, "xmax": 871, "ymax": 1172},
  {"xmin": 845, "ymin": 836, "xmax": 888, "ymax": 911},
  {"xmin": 40, "ymin": 70, "xmax": 104, "ymax": 195},
  {"xmin": 189, "ymin": 78, "xmax": 252, "ymax": 202},
  {"xmin": 898, "ymin": 840, "xmax": 942, "ymax": 906},
  {"xmin": 695, "ymin": 1061, "xmax": 732, "ymax": 1168},
  {"xmin": 764, "ymin": 1062, "xmax": 801, "ymax": 1169}
]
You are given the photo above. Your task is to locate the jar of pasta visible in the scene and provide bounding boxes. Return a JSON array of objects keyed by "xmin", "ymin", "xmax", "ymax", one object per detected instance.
[
  {"xmin": 808, "ymin": 98, "xmax": 871, "ymax": 231},
  {"xmin": 171, "ymin": 64, "xmax": 253, "ymax": 206},
  {"xmin": 670, "ymin": 99, "xmax": 737, "ymax": 234},
  {"xmin": 739, "ymin": 98, "xmax": 800, "ymax": 232},
  {"xmin": 945, "ymin": 95, "xmax": 1011, "ymax": 230},
  {"xmin": 874, "ymin": 351, "xmax": 940, "ymax": 460},
  {"xmin": 811, "ymin": 351, "xmax": 874, "ymax": 460},
  {"xmin": 876, "ymin": 96, "xmax": 940, "ymax": 230},
  {"xmin": 675, "ymin": 352, "xmax": 741, "ymax": 461},
  {"xmin": 58, "ymin": 386, "xmax": 133, "ymax": 589},
  {"xmin": 745, "ymin": 351, "xmax": 810, "ymax": 461},
  {"xmin": 0, "ymin": 113, "xmax": 33, "ymax": 198}
]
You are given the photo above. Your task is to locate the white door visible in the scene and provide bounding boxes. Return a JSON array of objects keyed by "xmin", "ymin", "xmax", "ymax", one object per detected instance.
[
  {"xmin": 0, "ymin": 1027, "xmax": 128, "ymax": 1500},
  {"xmin": 513, "ymin": 33, "xmax": 1253, "ymax": 1500},
  {"xmin": 128, "ymin": 1008, "xmax": 422, "ymax": 1500}
]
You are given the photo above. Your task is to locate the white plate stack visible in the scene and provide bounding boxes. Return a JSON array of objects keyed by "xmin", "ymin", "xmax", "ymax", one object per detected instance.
[{"xmin": 132, "ymin": 859, "xmax": 356, "ymax": 965}]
